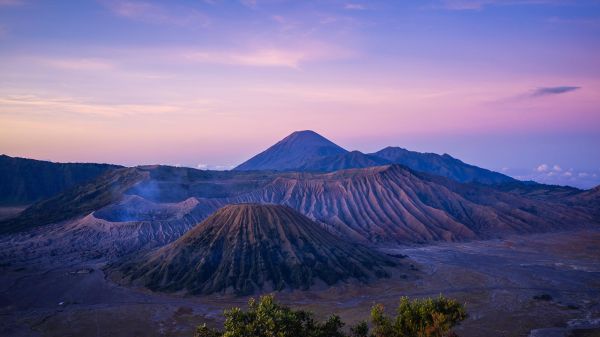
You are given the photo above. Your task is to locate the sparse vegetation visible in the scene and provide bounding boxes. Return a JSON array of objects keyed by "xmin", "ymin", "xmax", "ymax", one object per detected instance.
[
  {"xmin": 369, "ymin": 296, "xmax": 467, "ymax": 337},
  {"xmin": 194, "ymin": 295, "xmax": 467, "ymax": 337}
]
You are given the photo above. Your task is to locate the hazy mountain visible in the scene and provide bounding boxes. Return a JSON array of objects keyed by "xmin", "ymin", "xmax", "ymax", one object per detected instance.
[
  {"xmin": 234, "ymin": 130, "xmax": 347, "ymax": 171},
  {"xmin": 234, "ymin": 131, "xmax": 516, "ymax": 186},
  {"xmin": 0, "ymin": 165, "xmax": 284, "ymax": 234},
  {"xmin": 0, "ymin": 154, "xmax": 120, "ymax": 205},
  {"xmin": 370, "ymin": 147, "xmax": 515, "ymax": 185},
  {"xmin": 0, "ymin": 167, "xmax": 145, "ymax": 234},
  {"xmin": 299, "ymin": 150, "xmax": 390, "ymax": 172},
  {"xmin": 492, "ymin": 180, "xmax": 582, "ymax": 201},
  {"xmin": 110, "ymin": 204, "xmax": 399, "ymax": 295}
]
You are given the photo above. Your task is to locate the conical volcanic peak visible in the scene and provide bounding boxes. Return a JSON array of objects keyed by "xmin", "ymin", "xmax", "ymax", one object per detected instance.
[
  {"xmin": 112, "ymin": 203, "xmax": 398, "ymax": 295},
  {"xmin": 234, "ymin": 130, "xmax": 348, "ymax": 171}
]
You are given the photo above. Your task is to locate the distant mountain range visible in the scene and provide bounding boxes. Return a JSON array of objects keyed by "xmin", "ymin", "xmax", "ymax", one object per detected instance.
[
  {"xmin": 234, "ymin": 130, "xmax": 516, "ymax": 185},
  {"xmin": 370, "ymin": 146, "xmax": 515, "ymax": 185},
  {"xmin": 3, "ymin": 163, "xmax": 595, "ymax": 243},
  {"xmin": 2, "ymin": 132, "xmax": 598, "ymax": 295},
  {"xmin": 0, "ymin": 130, "xmax": 519, "ymax": 207},
  {"xmin": 0, "ymin": 155, "xmax": 120, "ymax": 206},
  {"xmin": 109, "ymin": 204, "xmax": 400, "ymax": 295}
]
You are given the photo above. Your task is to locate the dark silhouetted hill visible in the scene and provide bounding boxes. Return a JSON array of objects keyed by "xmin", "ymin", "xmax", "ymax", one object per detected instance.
[
  {"xmin": 370, "ymin": 147, "xmax": 515, "ymax": 185},
  {"xmin": 0, "ymin": 154, "xmax": 120, "ymax": 205}
]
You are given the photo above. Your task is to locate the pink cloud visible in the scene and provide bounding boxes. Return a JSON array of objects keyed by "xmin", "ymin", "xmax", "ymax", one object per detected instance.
[
  {"xmin": 184, "ymin": 49, "xmax": 307, "ymax": 68},
  {"xmin": 438, "ymin": 0, "xmax": 563, "ymax": 10},
  {"xmin": 537, "ymin": 164, "xmax": 549, "ymax": 172},
  {"xmin": 0, "ymin": 0, "xmax": 24, "ymax": 6},
  {"xmin": 240, "ymin": 0, "xmax": 257, "ymax": 9},
  {"xmin": 102, "ymin": 0, "xmax": 209, "ymax": 27},
  {"xmin": 35, "ymin": 57, "xmax": 115, "ymax": 71},
  {"xmin": 181, "ymin": 42, "xmax": 351, "ymax": 68},
  {"xmin": 344, "ymin": 3, "xmax": 366, "ymax": 10},
  {"xmin": 0, "ymin": 94, "xmax": 185, "ymax": 118}
]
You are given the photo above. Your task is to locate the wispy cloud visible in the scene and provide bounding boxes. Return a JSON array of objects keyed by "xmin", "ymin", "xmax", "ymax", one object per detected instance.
[
  {"xmin": 344, "ymin": 3, "xmax": 366, "ymax": 10},
  {"xmin": 14, "ymin": 41, "xmax": 350, "ymax": 72},
  {"xmin": 506, "ymin": 165, "xmax": 600, "ymax": 189},
  {"xmin": 195, "ymin": 163, "xmax": 234, "ymax": 170},
  {"xmin": 490, "ymin": 84, "xmax": 584, "ymax": 104},
  {"xmin": 536, "ymin": 163, "xmax": 549, "ymax": 172},
  {"xmin": 240, "ymin": 0, "xmax": 257, "ymax": 9},
  {"xmin": 438, "ymin": 0, "xmax": 498, "ymax": 10},
  {"xmin": 531, "ymin": 86, "xmax": 580, "ymax": 97},
  {"xmin": 184, "ymin": 49, "xmax": 307, "ymax": 68},
  {"xmin": 102, "ymin": 1, "xmax": 209, "ymax": 27},
  {"xmin": 272, "ymin": 15, "xmax": 286, "ymax": 24},
  {"xmin": 0, "ymin": 25, "xmax": 7, "ymax": 38},
  {"xmin": 34, "ymin": 57, "xmax": 115, "ymax": 71},
  {"xmin": 182, "ymin": 43, "xmax": 349, "ymax": 68},
  {"xmin": 546, "ymin": 16, "xmax": 600, "ymax": 28},
  {"xmin": 0, "ymin": 94, "xmax": 186, "ymax": 118},
  {"xmin": 0, "ymin": 0, "xmax": 24, "ymax": 6},
  {"xmin": 247, "ymin": 84, "xmax": 461, "ymax": 106},
  {"xmin": 270, "ymin": 15, "xmax": 300, "ymax": 33},
  {"xmin": 436, "ymin": 0, "xmax": 563, "ymax": 11}
]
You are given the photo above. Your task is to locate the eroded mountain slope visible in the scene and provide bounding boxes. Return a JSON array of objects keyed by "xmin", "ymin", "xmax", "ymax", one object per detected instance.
[
  {"xmin": 109, "ymin": 204, "xmax": 400, "ymax": 295},
  {"xmin": 231, "ymin": 165, "xmax": 593, "ymax": 243}
]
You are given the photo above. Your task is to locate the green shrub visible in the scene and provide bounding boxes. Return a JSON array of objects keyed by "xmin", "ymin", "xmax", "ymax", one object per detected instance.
[
  {"xmin": 194, "ymin": 294, "xmax": 466, "ymax": 337},
  {"xmin": 195, "ymin": 295, "xmax": 345, "ymax": 337},
  {"xmin": 370, "ymin": 295, "xmax": 467, "ymax": 337}
]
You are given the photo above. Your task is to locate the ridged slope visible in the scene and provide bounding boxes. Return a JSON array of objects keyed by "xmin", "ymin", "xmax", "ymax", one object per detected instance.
[
  {"xmin": 112, "ymin": 204, "xmax": 396, "ymax": 295},
  {"xmin": 4, "ymin": 165, "xmax": 595, "ymax": 248},
  {"xmin": 232, "ymin": 165, "xmax": 592, "ymax": 243}
]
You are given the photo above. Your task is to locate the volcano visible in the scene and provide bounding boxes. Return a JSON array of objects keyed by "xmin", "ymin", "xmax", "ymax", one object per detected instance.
[
  {"xmin": 111, "ymin": 203, "xmax": 398, "ymax": 295},
  {"xmin": 234, "ymin": 130, "xmax": 347, "ymax": 171},
  {"xmin": 233, "ymin": 131, "xmax": 518, "ymax": 186}
]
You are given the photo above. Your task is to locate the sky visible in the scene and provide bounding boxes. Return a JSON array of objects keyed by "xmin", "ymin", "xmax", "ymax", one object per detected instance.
[{"xmin": 0, "ymin": 0, "xmax": 599, "ymax": 188}]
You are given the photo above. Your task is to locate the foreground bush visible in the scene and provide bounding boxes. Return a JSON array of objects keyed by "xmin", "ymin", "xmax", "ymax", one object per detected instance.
[
  {"xmin": 369, "ymin": 295, "xmax": 467, "ymax": 337},
  {"xmin": 195, "ymin": 295, "xmax": 466, "ymax": 337}
]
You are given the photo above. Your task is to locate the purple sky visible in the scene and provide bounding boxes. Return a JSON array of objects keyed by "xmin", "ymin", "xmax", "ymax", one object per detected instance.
[{"xmin": 0, "ymin": 0, "xmax": 599, "ymax": 188}]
